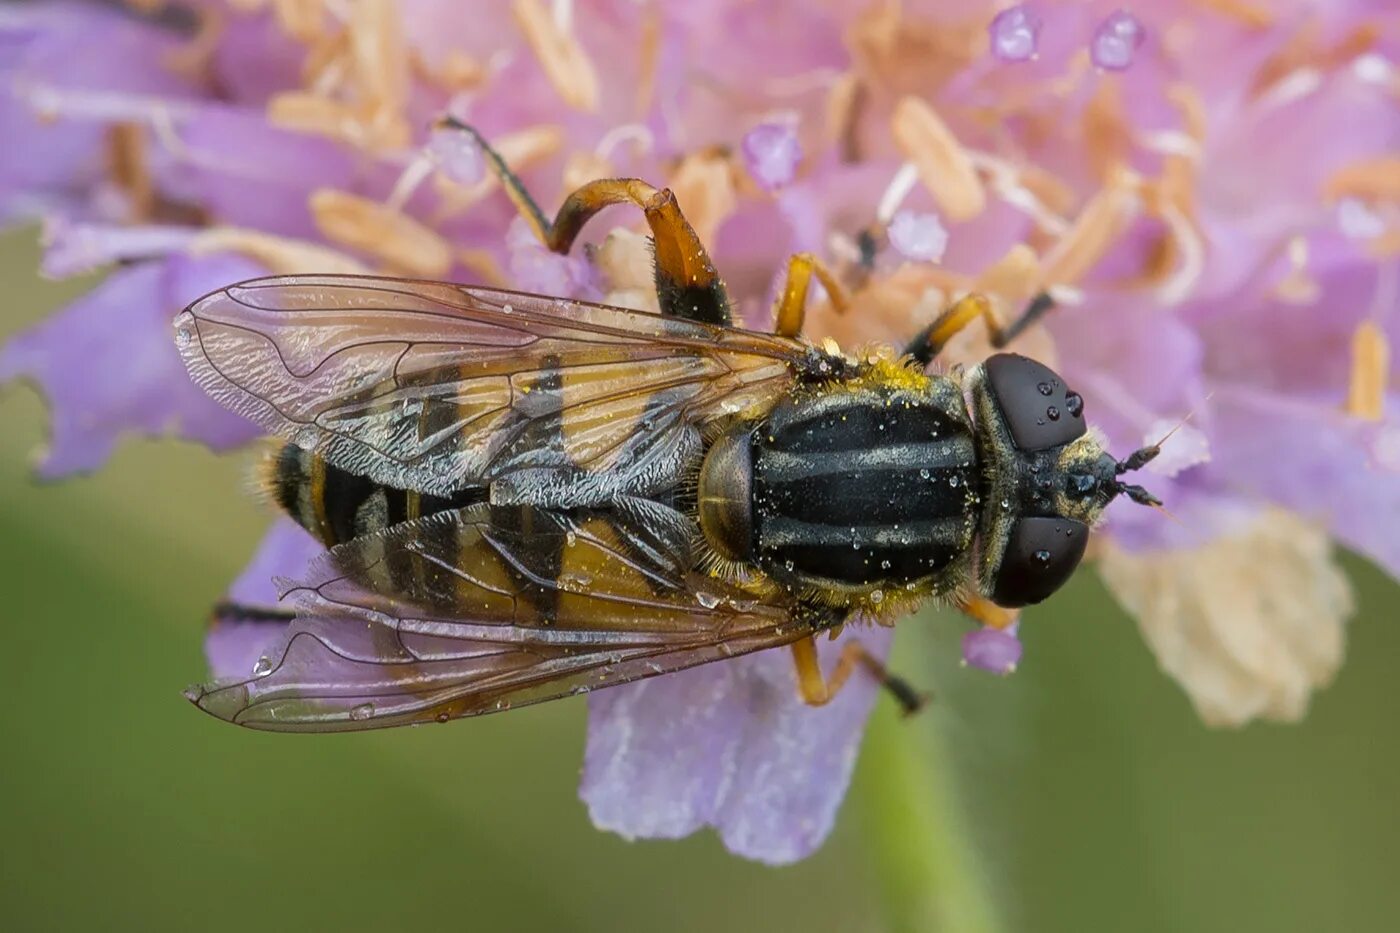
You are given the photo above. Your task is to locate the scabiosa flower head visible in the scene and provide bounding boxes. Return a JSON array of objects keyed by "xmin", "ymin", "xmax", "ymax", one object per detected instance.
[{"xmin": 4, "ymin": 0, "xmax": 1399, "ymax": 862}]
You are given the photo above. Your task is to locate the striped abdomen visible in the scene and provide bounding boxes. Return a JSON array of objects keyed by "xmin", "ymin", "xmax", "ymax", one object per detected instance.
[
  {"xmin": 750, "ymin": 387, "xmax": 979, "ymax": 590},
  {"xmin": 264, "ymin": 443, "xmax": 484, "ymax": 547}
]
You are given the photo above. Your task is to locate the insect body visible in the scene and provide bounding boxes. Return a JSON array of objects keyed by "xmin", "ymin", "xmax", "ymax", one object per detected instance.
[{"xmin": 177, "ymin": 122, "xmax": 1160, "ymax": 731}]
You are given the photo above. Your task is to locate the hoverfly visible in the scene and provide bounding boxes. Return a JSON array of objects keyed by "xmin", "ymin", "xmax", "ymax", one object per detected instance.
[{"xmin": 176, "ymin": 119, "xmax": 1162, "ymax": 731}]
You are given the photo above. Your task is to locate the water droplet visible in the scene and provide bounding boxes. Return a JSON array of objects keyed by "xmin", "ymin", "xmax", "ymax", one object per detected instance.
[
  {"xmin": 887, "ymin": 209, "xmax": 949, "ymax": 263},
  {"xmin": 565, "ymin": 530, "xmax": 577, "ymax": 547},
  {"xmin": 870, "ymin": 589, "xmax": 884, "ymax": 605},
  {"xmin": 1047, "ymin": 406, "xmax": 1060, "ymax": 421},
  {"xmin": 1000, "ymin": 498, "xmax": 1011, "ymax": 510},
  {"xmin": 349, "ymin": 702, "xmax": 375, "ymax": 721},
  {"xmin": 1065, "ymin": 392, "xmax": 1084, "ymax": 418},
  {"xmin": 989, "ymin": 4, "xmax": 1041, "ymax": 62},
  {"xmin": 783, "ymin": 559, "xmax": 795, "ymax": 572},
  {"xmin": 436, "ymin": 711, "xmax": 450, "ymax": 723},
  {"xmin": 1037, "ymin": 381, "xmax": 1053, "ymax": 396},
  {"xmin": 1032, "ymin": 549, "xmax": 1051, "ymax": 565},
  {"xmin": 1091, "ymin": 9, "xmax": 1146, "ymax": 71},
  {"xmin": 501, "ymin": 303, "xmax": 514, "ymax": 314},
  {"xmin": 173, "ymin": 322, "xmax": 193, "ymax": 349},
  {"xmin": 696, "ymin": 590, "xmax": 722, "ymax": 609},
  {"xmin": 949, "ymin": 475, "xmax": 960, "ymax": 487},
  {"xmin": 558, "ymin": 572, "xmax": 594, "ymax": 591},
  {"xmin": 741, "ymin": 120, "xmax": 802, "ymax": 191},
  {"xmin": 251, "ymin": 656, "xmax": 273, "ymax": 677},
  {"xmin": 919, "ymin": 468, "xmax": 931, "ymax": 480}
]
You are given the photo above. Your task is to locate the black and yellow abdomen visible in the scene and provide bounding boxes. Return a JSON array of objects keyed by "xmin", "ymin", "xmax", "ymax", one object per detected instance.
[
  {"xmin": 698, "ymin": 381, "xmax": 980, "ymax": 600},
  {"xmin": 263, "ymin": 442, "xmax": 484, "ymax": 547}
]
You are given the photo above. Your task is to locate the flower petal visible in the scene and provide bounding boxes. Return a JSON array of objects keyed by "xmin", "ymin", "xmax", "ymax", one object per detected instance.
[
  {"xmin": 581, "ymin": 627, "xmax": 890, "ymax": 864},
  {"xmin": 0, "ymin": 252, "xmax": 264, "ymax": 476},
  {"xmin": 1210, "ymin": 386, "xmax": 1400, "ymax": 579},
  {"xmin": 205, "ymin": 518, "xmax": 323, "ymax": 681}
]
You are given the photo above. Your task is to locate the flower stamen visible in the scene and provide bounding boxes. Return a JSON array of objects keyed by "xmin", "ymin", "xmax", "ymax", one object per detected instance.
[
  {"xmin": 891, "ymin": 96, "xmax": 986, "ymax": 222},
  {"xmin": 513, "ymin": 0, "xmax": 600, "ymax": 113},
  {"xmin": 1345, "ymin": 320, "xmax": 1389, "ymax": 421},
  {"xmin": 310, "ymin": 189, "xmax": 452, "ymax": 276}
]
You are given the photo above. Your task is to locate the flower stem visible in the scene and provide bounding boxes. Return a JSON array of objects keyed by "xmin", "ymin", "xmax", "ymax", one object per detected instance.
[{"xmin": 858, "ymin": 700, "xmax": 1002, "ymax": 933}]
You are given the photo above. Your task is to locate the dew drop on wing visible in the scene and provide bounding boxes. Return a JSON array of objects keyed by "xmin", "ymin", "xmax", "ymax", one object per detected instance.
[
  {"xmin": 558, "ymin": 572, "xmax": 594, "ymax": 592},
  {"xmin": 251, "ymin": 656, "xmax": 274, "ymax": 677},
  {"xmin": 1037, "ymin": 381, "xmax": 1053, "ymax": 396},
  {"xmin": 870, "ymin": 589, "xmax": 884, "ymax": 605},
  {"xmin": 696, "ymin": 590, "xmax": 722, "ymax": 609},
  {"xmin": 349, "ymin": 702, "xmax": 375, "ymax": 721},
  {"xmin": 173, "ymin": 321, "xmax": 193, "ymax": 349}
]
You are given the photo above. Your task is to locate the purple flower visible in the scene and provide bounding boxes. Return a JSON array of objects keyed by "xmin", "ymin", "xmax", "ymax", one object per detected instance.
[{"xmin": 4, "ymin": 0, "xmax": 1399, "ymax": 862}]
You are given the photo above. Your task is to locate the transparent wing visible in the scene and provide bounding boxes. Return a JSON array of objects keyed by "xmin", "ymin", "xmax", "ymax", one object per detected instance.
[
  {"xmin": 186, "ymin": 504, "xmax": 816, "ymax": 731},
  {"xmin": 175, "ymin": 275, "xmax": 807, "ymax": 497}
]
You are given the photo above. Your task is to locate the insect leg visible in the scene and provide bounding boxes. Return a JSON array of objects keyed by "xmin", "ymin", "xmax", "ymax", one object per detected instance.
[
  {"xmin": 956, "ymin": 593, "xmax": 1018, "ymax": 629},
  {"xmin": 790, "ymin": 635, "xmax": 927, "ymax": 715},
  {"xmin": 436, "ymin": 117, "xmax": 732, "ymax": 325},
  {"xmin": 903, "ymin": 291, "xmax": 1056, "ymax": 367},
  {"xmin": 771, "ymin": 252, "xmax": 851, "ymax": 338}
]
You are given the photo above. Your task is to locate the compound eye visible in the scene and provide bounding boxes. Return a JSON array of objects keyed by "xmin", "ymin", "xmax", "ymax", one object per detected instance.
[
  {"xmin": 984, "ymin": 353, "xmax": 1087, "ymax": 451},
  {"xmin": 990, "ymin": 516, "xmax": 1089, "ymax": 608}
]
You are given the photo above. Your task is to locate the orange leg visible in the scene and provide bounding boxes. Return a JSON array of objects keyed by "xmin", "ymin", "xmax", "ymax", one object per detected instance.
[
  {"xmin": 790, "ymin": 635, "xmax": 927, "ymax": 715},
  {"xmin": 437, "ymin": 116, "xmax": 731, "ymax": 326},
  {"xmin": 771, "ymin": 252, "xmax": 851, "ymax": 338},
  {"xmin": 956, "ymin": 593, "xmax": 1019, "ymax": 630}
]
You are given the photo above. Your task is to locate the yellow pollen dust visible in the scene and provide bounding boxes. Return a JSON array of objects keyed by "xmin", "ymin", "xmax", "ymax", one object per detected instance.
[
  {"xmin": 512, "ymin": 0, "xmax": 600, "ymax": 113},
  {"xmin": 309, "ymin": 189, "xmax": 453, "ymax": 277},
  {"xmin": 891, "ymin": 96, "xmax": 986, "ymax": 222},
  {"xmin": 1346, "ymin": 320, "xmax": 1389, "ymax": 421}
]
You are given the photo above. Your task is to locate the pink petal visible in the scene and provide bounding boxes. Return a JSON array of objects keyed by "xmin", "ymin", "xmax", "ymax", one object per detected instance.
[
  {"xmin": 205, "ymin": 519, "xmax": 324, "ymax": 681},
  {"xmin": 581, "ymin": 627, "xmax": 891, "ymax": 864},
  {"xmin": 0, "ymin": 253, "xmax": 265, "ymax": 476}
]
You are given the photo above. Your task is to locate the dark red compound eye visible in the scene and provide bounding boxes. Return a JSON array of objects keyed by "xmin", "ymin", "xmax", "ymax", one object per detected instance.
[
  {"xmin": 990, "ymin": 516, "xmax": 1089, "ymax": 608},
  {"xmin": 984, "ymin": 353, "xmax": 1087, "ymax": 452}
]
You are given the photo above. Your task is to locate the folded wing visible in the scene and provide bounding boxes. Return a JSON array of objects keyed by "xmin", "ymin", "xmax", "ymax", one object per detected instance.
[
  {"xmin": 187, "ymin": 504, "xmax": 814, "ymax": 731},
  {"xmin": 175, "ymin": 275, "xmax": 805, "ymax": 498}
]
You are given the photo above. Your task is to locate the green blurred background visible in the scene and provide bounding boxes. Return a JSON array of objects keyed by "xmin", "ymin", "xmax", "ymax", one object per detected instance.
[{"xmin": 1, "ymin": 227, "xmax": 1397, "ymax": 932}]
